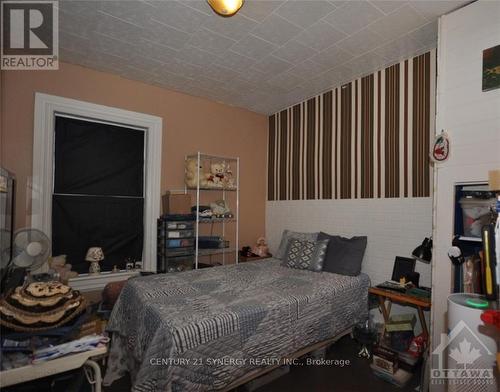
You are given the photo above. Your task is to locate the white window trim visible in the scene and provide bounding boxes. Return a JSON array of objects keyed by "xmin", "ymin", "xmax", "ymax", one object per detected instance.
[{"xmin": 32, "ymin": 93, "xmax": 162, "ymax": 290}]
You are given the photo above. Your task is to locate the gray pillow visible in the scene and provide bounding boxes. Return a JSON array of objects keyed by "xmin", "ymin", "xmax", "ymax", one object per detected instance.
[
  {"xmin": 276, "ymin": 230, "xmax": 319, "ymax": 259},
  {"xmin": 318, "ymin": 232, "xmax": 367, "ymax": 276},
  {"xmin": 284, "ymin": 238, "xmax": 329, "ymax": 272}
]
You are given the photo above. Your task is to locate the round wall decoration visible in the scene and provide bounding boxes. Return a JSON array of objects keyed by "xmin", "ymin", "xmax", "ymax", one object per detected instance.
[{"xmin": 431, "ymin": 130, "xmax": 450, "ymax": 162}]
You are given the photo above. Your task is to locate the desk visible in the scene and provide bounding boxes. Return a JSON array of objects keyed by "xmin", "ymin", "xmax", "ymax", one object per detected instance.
[
  {"xmin": 0, "ymin": 346, "xmax": 107, "ymax": 391},
  {"xmin": 369, "ymin": 287, "xmax": 431, "ymax": 339}
]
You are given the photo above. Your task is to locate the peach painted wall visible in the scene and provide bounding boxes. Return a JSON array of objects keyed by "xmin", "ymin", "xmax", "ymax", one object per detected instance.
[{"xmin": 0, "ymin": 62, "xmax": 268, "ymax": 248}]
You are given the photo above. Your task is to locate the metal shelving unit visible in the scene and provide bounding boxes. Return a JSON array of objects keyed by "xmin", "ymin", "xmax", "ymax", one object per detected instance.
[{"xmin": 185, "ymin": 152, "xmax": 239, "ymax": 269}]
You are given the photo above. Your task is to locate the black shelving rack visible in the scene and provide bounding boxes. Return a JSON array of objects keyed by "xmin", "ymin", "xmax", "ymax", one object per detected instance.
[{"xmin": 157, "ymin": 215, "xmax": 196, "ymax": 273}]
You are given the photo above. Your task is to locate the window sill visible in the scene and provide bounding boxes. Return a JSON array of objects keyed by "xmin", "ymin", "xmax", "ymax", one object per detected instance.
[{"xmin": 68, "ymin": 270, "xmax": 139, "ymax": 292}]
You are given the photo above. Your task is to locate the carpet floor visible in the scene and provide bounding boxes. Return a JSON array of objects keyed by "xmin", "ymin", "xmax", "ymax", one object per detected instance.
[{"xmin": 104, "ymin": 335, "xmax": 420, "ymax": 392}]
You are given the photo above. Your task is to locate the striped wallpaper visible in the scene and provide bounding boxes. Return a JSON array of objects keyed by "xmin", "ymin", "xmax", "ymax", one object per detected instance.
[{"xmin": 268, "ymin": 50, "xmax": 435, "ymax": 201}]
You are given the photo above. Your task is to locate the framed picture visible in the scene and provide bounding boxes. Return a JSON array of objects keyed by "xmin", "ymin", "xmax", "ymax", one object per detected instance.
[{"xmin": 482, "ymin": 44, "xmax": 500, "ymax": 92}]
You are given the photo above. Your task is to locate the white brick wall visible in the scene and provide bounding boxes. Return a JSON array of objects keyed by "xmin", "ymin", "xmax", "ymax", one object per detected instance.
[
  {"xmin": 431, "ymin": 0, "xmax": 500, "ymax": 381},
  {"xmin": 266, "ymin": 197, "xmax": 432, "ymax": 286}
]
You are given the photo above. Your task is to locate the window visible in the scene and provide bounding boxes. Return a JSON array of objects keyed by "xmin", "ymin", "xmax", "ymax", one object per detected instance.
[
  {"xmin": 52, "ymin": 116, "xmax": 145, "ymax": 273},
  {"xmin": 32, "ymin": 93, "xmax": 162, "ymax": 288}
]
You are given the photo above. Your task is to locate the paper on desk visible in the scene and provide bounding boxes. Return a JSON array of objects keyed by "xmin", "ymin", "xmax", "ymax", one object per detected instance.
[{"xmin": 32, "ymin": 334, "xmax": 109, "ymax": 363}]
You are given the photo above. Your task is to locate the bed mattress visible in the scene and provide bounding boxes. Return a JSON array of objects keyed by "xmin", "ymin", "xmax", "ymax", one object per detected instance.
[{"xmin": 104, "ymin": 259, "xmax": 370, "ymax": 391}]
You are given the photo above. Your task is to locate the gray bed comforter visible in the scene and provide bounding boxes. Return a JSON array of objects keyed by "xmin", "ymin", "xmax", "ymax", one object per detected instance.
[{"xmin": 104, "ymin": 259, "xmax": 370, "ymax": 391}]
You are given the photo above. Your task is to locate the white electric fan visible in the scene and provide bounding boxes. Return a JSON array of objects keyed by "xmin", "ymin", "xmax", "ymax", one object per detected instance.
[{"xmin": 11, "ymin": 228, "xmax": 51, "ymax": 273}]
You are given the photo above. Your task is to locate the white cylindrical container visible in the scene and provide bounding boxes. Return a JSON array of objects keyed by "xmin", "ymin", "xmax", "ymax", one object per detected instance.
[{"xmin": 446, "ymin": 293, "xmax": 497, "ymax": 392}]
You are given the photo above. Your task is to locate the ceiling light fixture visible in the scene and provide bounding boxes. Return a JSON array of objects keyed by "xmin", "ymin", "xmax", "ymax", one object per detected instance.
[{"xmin": 207, "ymin": 0, "xmax": 244, "ymax": 17}]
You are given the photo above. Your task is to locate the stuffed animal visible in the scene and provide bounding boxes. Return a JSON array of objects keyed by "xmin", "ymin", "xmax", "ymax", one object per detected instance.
[
  {"xmin": 48, "ymin": 255, "xmax": 78, "ymax": 284},
  {"xmin": 185, "ymin": 158, "xmax": 204, "ymax": 188},
  {"xmin": 223, "ymin": 163, "xmax": 236, "ymax": 189},
  {"xmin": 251, "ymin": 237, "xmax": 270, "ymax": 257},
  {"xmin": 206, "ymin": 162, "xmax": 226, "ymax": 188}
]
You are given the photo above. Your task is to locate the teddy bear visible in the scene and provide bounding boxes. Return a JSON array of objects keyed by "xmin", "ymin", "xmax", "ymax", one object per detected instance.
[
  {"xmin": 185, "ymin": 158, "xmax": 208, "ymax": 188},
  {"xmin": 48, "ymin": 254, "xmax": 78, "ymax": 284},
  {"xmin": 205, "ymin": 162, "xmax": 226, "ymax": 188}
]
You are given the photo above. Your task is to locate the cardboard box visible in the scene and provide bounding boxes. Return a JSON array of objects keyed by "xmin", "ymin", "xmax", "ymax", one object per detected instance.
[{"xmin": 162, "ymin": 192, "xmax": 191, "ymax": 215}]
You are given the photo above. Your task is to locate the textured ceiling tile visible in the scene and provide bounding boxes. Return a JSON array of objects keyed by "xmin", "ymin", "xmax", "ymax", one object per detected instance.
[
  {"xmin": 156, "ymin": 59, "xmax": 204, "ymax": 79},
  {"xmin": 374, "ymin": 34, "xmax": 423, "ymax": 62},
  {"xmin": 58, "ymin": 9, "xmax": 97, "ymax": 38},
  {"xmin": 336, "ymin": 27, "xmax": 386, "ymax": 57},
  {"xmin": 274, "ymin": 0, "xmax": 337, "ymax": 28},
  {"xmin": 239, "ymin": 0, "xmax": 285, "ymax": 22},
  {"xmin": 237, "ymin": 68, "xmax": 269, "ymax": 84},
  {"xmin": 56, "ymin": 0, "xmax": 452, "ymax": 114},
  {"xmin": 175, "ymin": 0, "xmax": 214, "ymax": 16},
  {"xmin": 344, "ymin": 51, "xmax": 388, "ymax": 78},
  {"xmin": 59, "ymin": 30, "xmax": 92, "ymax": 53},
  {"xmin": 202, "ymin": 13, "xmax": 259, "ymax": 41},
  {"xmin": 294, "ymin": 20, "xmax": 347, "ymax": 52},
  {"xmin": 97, "ymin": 0, "xmax": 155, "ymax": 27},
  {"xmin": 323, "ymin": 1, "xmax": 385, "ymax": 35},
  {"xmin": 175, "ymin": 45, "xmax": 219, "ymax": 67},
  {"xmin": 192, "ymin": 74, "xmax": 225, "ymax": 90},
  {"xmin": 311, "ymin": 45, "xmax": 354, "ymax": 67},
  {"xmin": 319, "ymin": 64, "xmax": 353, "ymax": 84},
  {"xmin": 369, "ymin": 1, "xmax": 408, "ymax": 15},
  {"xmin": 198, "ymin": 63, "xmax": 243, "ymax": 82},
  {"xmin": 224, "ymin": 80, "xmax": 257, "ymax": 95},
  {"xmin": 90, "ymin": 32, "xmax": 137, "ymax": 60},
  {"xmin": 288, "ymin": 59, "xmax": 335, "ymax": 79},
  {"xmin": 58, "ymin": 0, "xmax": 96, "ymax": 15},
  {"xmin": 188, "ymin": 28, "xmax": 237, "ymax": 56},
  {"xmin": 143, "ymin": 19, "xmax": 191, "ymax": 50},
  {"xmin": 258, "ymin": 83, "xmax": 289, "ymax": 95},
  {"xmin": 272, "ymin": 40, "xmax": 318, "ymax": 64},
  {"xmin": 251, "ymin": 14, "xmax": 303, "ymax": 46},
  {"xmin": 407, "ymin": 21, "xmax": 438, "ymax": 47},
  {"xmin": 408, "ymin": 1, "xmax": 468, "ymax": 21},
  {"xmin": 231, "ymin": 34, "xmax": 278, "ymax": 59},
  {"xmin": 368, "ymin": 4, "xmax": 428, "ymax": 41},
  {"xmin": 135, "ymin": 39, "xmax": 180, "ymax": 65},
  {"xmin": 213, "ymin": 50, "xmax": 257, "ymax": 70},
  {"xmin": 148, "ymin": 0, "xmax": 207, "ymax": 34},
  {"xmin": 252, "ymin": 55, "xmax": 294, "ymax": 76},
  {"xmin": 94, "ymin": 11, "xmax": 146, "ymax": 45},
  {"xmin": 127, "ymin": 53, "xmax": 167, "ymax": 74},
  {"xmin": 266, "ymin": 71, "xmax": 305, "ymax": 90}
]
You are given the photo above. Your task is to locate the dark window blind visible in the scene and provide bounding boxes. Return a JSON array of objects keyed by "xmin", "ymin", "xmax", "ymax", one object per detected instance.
[{"xmin": 52, "ymin": 116, "xmax": 145, "ymax": 273}]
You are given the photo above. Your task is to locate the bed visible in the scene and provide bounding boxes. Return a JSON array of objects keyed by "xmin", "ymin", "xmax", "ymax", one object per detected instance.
[{"xmin": 103, "ymin": 258, "xmax": 370, "ymax": 391}]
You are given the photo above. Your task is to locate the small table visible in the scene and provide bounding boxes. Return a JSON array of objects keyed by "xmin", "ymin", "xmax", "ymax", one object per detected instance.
[
  {"xmin": 0, "ymin": 346, "xmax": 107, "ymax": 391},
  {"xmin": 369, "ymin": 287, "xmax": 431, "ymax": 339}
]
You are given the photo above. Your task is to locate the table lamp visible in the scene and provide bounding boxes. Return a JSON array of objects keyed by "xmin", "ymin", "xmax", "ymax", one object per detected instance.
[
  {"xmin": 85, "ymin": 247, "xmax": 104, "ymax": 274},
  {"xmin": 412, "ymin": 237, "xmax": 432, "ymax": 264}
]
